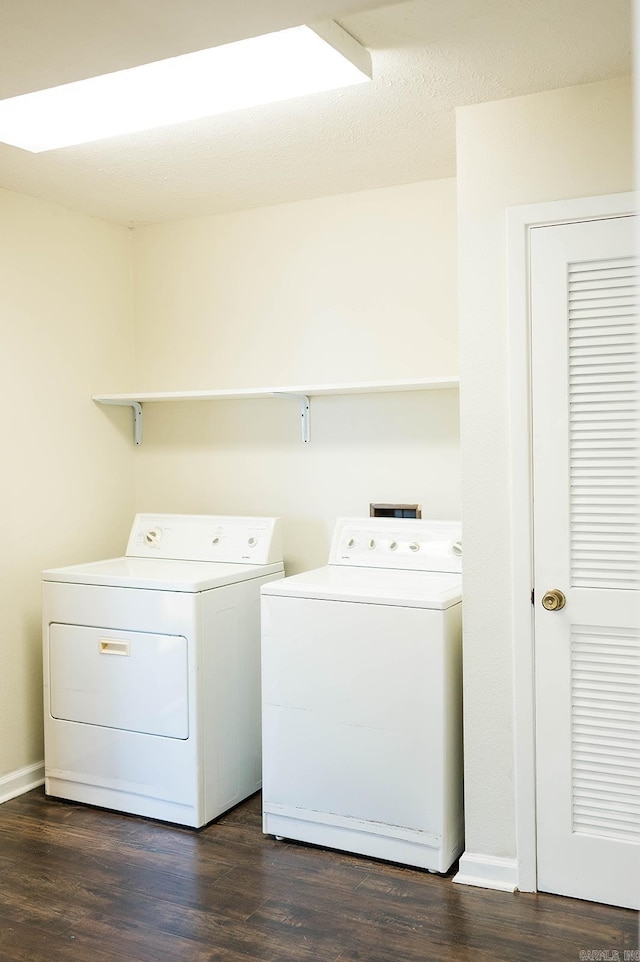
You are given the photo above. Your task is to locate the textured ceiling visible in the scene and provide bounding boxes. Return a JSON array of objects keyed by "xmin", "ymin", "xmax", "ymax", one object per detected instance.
[{"xmin": 0, "ymin": 0, "xmax": 631, "ymax": 225}]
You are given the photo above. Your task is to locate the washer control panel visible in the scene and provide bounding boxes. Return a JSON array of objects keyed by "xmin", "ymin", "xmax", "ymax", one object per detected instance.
[
  {"xmin": 329, "ymin": 518, "xmax": 462, "ymax": 572},
  {"xmin": 126, "ymin": 514, "xmax": 282, "ymax": 565}
]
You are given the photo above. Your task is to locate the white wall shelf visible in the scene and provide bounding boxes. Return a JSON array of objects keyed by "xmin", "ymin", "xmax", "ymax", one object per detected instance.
[{"xmin": 93, "ymin": 377, "xmax": 460, "ymax": 446}]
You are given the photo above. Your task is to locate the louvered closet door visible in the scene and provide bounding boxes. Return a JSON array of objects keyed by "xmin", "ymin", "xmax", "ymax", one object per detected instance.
[{"xmin": 531, "ymin": 214, "xmax": 639, "ymax": 910}]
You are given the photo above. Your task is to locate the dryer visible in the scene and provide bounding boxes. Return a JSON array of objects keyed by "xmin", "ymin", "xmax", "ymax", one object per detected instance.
[
  {"xmin": 260, "ymin": 517, "xmax": 463, "ymax": 872},
  {"xmin": 43, "ymin": 513, "xmax": 283, "ymax": 827}
]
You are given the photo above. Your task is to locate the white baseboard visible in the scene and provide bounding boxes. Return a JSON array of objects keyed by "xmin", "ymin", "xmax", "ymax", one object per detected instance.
[
  {"xmin": 0, "ymin": 761, "xmax": 45, "ymax": 804},
  {"xmin": 453, "ymin": 851, "xmax": 518, "ymax": 893}
]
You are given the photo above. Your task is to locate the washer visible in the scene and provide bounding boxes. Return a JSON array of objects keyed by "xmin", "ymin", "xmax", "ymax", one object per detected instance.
[
  {"xmin": 42, "ymin": 513, "xmax": 283, "ymax": 827},
  {"xmin": 260, "ymin": 517, "xmax": 463, "ymax": 872}
]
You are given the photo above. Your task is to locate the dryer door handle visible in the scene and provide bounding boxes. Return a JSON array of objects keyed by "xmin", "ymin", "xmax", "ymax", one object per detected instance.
[{"xmin": 99, "ymin": 639, "xmax": 130, "ymax": 656}]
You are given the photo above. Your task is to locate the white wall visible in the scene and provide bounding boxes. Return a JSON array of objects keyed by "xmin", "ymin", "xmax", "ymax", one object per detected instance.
[
  {"xmin": 132, "ymin": 179, "xmax": 460, "ymax": 573},
  {"xmin": 0, "ymin": 188, "xmax": 135, "ymax": 783},
  {"xmin": 456, "ymin": 76, "xmax": 633, "ymax": 861}
]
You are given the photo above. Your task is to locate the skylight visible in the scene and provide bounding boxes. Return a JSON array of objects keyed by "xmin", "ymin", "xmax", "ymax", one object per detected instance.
[{"xmin": 0, "ymin": 21, "xmax": 371, "ymax": 153}]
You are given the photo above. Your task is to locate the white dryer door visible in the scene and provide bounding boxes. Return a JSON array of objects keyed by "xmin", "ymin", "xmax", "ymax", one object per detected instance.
[{"xmin": 49, "ymin": 624, "xmax": 189, "ymax": 739}]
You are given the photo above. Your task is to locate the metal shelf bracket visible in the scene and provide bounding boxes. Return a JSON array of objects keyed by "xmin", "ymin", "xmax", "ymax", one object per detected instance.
[
  {"xmin": 272, "ymin": 393, "xmax": 311, "ymax": 443},
  {"xmin": 97, "ymin": 398, "xmax": 143, "ymax": 446}
]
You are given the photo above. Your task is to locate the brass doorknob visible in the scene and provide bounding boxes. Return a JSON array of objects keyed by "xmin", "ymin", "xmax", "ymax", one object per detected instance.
[{"xmin": 541, "ymin": 589, "xmax": 566, "ymax": 611}]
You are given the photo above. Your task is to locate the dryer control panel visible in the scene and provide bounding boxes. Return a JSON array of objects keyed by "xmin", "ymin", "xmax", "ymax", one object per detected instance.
[
  {"xmin": 126, "ymin": 514, "xmax": 282, "ymax": 565},
  {"xmin": 329, "ymin": 518, "xmax": 461, "ymax": 573}
]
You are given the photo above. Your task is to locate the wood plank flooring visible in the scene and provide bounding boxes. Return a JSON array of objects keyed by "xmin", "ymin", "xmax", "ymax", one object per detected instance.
[{"xmin": 0, "ymin": 788, "xmax": 636, "ymax": 962}]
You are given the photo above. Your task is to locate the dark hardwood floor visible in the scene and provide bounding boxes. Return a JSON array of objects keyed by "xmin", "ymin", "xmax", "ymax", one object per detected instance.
[{"xmin": 0, "ymin": 788, "xmax": 636, "ymax": 962}]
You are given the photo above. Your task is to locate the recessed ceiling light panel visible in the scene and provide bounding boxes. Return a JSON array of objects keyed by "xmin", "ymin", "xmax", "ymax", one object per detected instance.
[{"xmin": 0, "ymin": 21, "xmax": 372, "ymax": 153}]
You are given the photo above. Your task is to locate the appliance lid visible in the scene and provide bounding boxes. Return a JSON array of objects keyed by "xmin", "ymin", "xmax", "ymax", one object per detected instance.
[
  {"xmin": 261, "ymin": 565, "xmax": 462, "ymax": 609},
  {"xmin": 42, "ymin": 556, "xmax": 284, "ymax": 592}
]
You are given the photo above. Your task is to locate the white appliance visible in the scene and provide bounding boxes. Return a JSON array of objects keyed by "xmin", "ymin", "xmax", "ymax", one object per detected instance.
[
  {"xmin": 260, "ymin": 517, "xmax": 463, "ymax": 872},
  {"xmin": 42, "ymin": 513, "xmax": 283, "ymax": 827}
]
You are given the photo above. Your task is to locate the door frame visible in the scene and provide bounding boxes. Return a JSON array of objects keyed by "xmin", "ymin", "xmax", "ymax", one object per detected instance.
[{"xmin": 506, "ymin": 190, "xmax": 636, "ymax": 892}]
